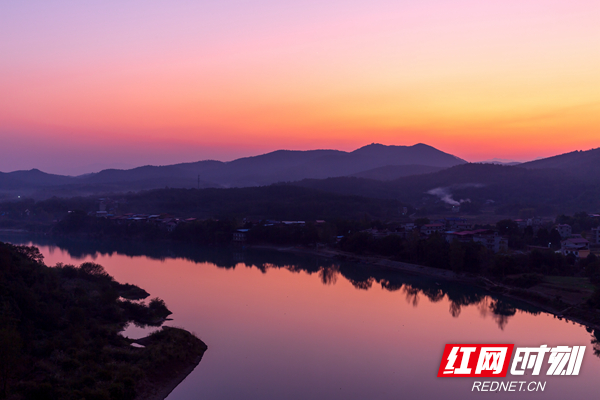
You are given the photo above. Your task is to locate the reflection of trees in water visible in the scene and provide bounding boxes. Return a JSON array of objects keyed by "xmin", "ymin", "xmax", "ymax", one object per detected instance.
[
  {"xmin": 475, "ymin": 297, "xmax": 520, "ymax": 330},
  {"xmin": 9, "ymin": 236, "xmax": 600, "ymax": 361},
  {"xmin": 419, "ymin": 287, "xmax": 445, "ymax": 303},
  {"xmin": 379, "ymin": 280, "xmax": 403, "ymax": 292},
  {"xmin": 488, "ymin": 299, "xmax": 517, "ymax": 330},
  {"xmin": 587, "ymin": 328, "xmax": 600, "ymax": 358},
  {"xmin": 449, "ymin": 301, "xmax": 461, "ymax": 318},
  {"xmin": 348, "ymin": 277, "xmax": 374, "ymax": 290},
  {"xmin": 315, "ymin": 262, "xmax": 529, "ymax": 330},
  {"xmin": 403, "ymin": 286, "xmax": 420, "ymax": 307},
  {"xmin": 318, "ymin": 264, "xmax": 339, "ymax": 285},
  {"xmin": 6, "ymin": 237, "xmax": 552, "ymax": 334}
]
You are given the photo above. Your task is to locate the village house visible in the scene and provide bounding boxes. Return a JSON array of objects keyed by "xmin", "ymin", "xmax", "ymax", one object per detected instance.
[
  {"xmin": 560, "ymin": 236, "xmax": 590, "ymax": 258},
  {"xmin": 514, "ymin": 219, "xmax": 527, "ymax": 229},
  {"xmin": 444, "ymin": 230, "xmax": 475, "ymax": 243},
  {"xmin": 442, "ymin": 217, "xmax": 469, "ymax": 230},
  {"xmin": 445, "ymin": 229, "xmax": 508, "ymax": 253},
  {"xmin": 592, "ymin": 227, "xmax": 600, "ymax": 245},
  {"xmin": 526, "ymin": 217, "xmax": 543, "ymax": 227},
  {"xmin": 401, "ymin": 223, "xmax": 415, "ymax": 231},
  {"xmin": 473, "ymin": 231, "xmax": 508, "ymax": 253},
  {"xmin": 420, "ymin": 223, "xmax": 445, "ymax": 236},
  {"xmin": 282, "ymin": 221, "xmax": 306, "ymax": 226},
  {"xmin": 393, "ymin": 224, "xmax": 416, "ymax": 239},
  {"xmin": 233, "ymin": 229, "xmax": 249, "ymax": 242}
]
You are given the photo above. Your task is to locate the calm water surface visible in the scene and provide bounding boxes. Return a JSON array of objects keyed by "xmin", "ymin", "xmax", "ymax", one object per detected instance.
[{"xmin": 3, "ymin": 234, "xmax": 600, "ymax": 399}]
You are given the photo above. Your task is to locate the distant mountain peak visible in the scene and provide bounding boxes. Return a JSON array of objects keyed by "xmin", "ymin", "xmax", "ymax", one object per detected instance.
[{"xmin": 0, "ymin": 142, "xmax": 466, "ymax": 198}]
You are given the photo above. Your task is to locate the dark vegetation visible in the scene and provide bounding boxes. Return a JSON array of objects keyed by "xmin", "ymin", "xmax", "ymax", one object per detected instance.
[
  {"xmin": 48, "ymin": 208, "xmax": 600, "ymax": 312},
  {"xmin": 3, "ymin": 144, "xmax": 600, "ymax": 217},
  {"xmin": 0, "ymin": 185, "xmax": 404, "ymax": 231},
  {"xmin": 0, "ymin": 242, "xmax": 206, "ymax": 400},
  {"xmin": 294, "ymin": 163, "xmax": 600, "ymax": 214},
  {"xmin": 3, "ymin": 236, "xmax": 539, "ymax": 329},
  {"xmin": 520, "ymin": 147, "xmax": 600, "ymax": 170},
  {"xmin": 338, "ymin": 230, "xmax": 578, "ymax": 278},
  {"xmin": 7, "ymin": 233, "xmax": 600, "ymax": 353}
]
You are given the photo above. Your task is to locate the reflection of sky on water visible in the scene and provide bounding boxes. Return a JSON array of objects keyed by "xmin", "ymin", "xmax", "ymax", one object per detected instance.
[
  {"xmin": 120, "ymin": 322, "xmax": 161, "ymax": 340},
  {"xmin": 3, "ymin": 234, "xmax": 600, "ymax": 400}
]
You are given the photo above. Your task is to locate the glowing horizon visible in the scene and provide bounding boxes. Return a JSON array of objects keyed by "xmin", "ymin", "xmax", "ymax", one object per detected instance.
[{"xmin": 1, "ymin": 0, "xmax": 599, "ymax": 175}]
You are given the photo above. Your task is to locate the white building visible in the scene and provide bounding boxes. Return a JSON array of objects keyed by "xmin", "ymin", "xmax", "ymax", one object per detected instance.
[
  {"xmin": 592, "ymin": 227, "xmax": 600, "ymax": 245},
  {"xmin": 473, "ymin": 231, "xmax": 509, "ymax": 253},
  {"xmin": 560, "ymin": 237, "xmax": 589, "ymax": 258},
  {"xmin": 420, "ymin": 224, "xmax": 445, "ymax": 236}
]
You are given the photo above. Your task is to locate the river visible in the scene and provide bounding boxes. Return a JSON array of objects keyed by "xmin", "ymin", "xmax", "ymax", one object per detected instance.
[{"xmin": 2, "ymin": 234, "xmax": 600, "ymax": 399}]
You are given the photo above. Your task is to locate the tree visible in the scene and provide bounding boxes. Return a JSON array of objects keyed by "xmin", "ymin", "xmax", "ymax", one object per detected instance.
[
  {"xmin": 80, "ymin": 262, "xmax": 109, "ymax": 277},
  {"xmin": 0, "ymin": 326, "xmax": 22, "ymax": 398},
  {"xmin": 449, "ymin": 239, "xmax": 465, "ymax": 273},
  {"xmin": 414, "ymin": 217, "xmax": 430, "ymax": 227},
  {"xmin": 549, "ymin": 229, "xmax": 562, "ymax": 249}
]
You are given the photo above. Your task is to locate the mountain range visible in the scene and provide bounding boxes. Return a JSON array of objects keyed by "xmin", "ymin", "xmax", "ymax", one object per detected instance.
[
  {"xmin": 1, "ymin": 144, "xmax": 600, "ymax": 214},
  {"xmin": 0, "ymin": 143, "xmax": 465, "ymax": 199},
  {"xmin": 294, "ymin": 148, "xmax": 600, "ymax": 214}
]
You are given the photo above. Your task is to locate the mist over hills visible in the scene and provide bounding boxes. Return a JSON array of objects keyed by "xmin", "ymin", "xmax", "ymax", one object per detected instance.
[
  {"xmin": 294, "ymin": 162, "xmax": 600, "ymax": 214},
  {"xmin": 0, "ymin": 143, "xmax": 465, "ymax": 199}
]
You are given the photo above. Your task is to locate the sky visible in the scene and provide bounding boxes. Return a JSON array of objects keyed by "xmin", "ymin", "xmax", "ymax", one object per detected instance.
[{"xmin": 1, "ymin": 0, "xmax": 599, "ymax": 175}]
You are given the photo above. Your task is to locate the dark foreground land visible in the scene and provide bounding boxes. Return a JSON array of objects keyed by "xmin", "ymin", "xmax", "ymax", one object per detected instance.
[{"xmin": 0, "ymin": 242, "xmax": 207, "ymax": 400}]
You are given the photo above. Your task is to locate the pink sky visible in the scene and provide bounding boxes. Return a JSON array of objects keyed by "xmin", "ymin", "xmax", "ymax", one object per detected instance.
[{"xmin": 1, "ymin": 1, "xmax": 599, "ymax": 175}]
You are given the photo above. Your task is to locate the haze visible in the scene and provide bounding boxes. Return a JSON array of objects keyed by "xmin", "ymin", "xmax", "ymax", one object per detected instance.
[{"xmin": 1, "ymin": 1, "xmax": 599, "ymax": 175}]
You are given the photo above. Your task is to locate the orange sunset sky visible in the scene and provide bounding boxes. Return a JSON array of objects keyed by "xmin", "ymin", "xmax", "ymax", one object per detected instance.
[{"xmin": 1, "ymin": 0, "xmax": 599, "ymax": 175}]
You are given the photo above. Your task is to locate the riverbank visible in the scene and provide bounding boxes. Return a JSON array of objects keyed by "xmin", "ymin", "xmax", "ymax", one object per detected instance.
[
  {"xmin": 0, "ymin": 241, "xmax": 208, "ymax": 400},
  {"xmin": 250, "ymin": 244, "xmax": 600, "ymax": 330}
]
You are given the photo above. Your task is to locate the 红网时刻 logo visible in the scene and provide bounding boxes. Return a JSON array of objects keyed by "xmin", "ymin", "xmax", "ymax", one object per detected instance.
[{"xmin": 437, "ymin": 344, "xmax": 585, "ymax": 377}]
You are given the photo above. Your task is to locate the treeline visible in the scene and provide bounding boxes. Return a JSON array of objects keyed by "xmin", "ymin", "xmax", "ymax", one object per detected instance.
[
  {"xmin": 338, "ymin": 230, "xmax": 600, "ymax": 312},
  {"xmin": 495, "ymin": 219, "xmax": 563, "ymax": 250},
  {"xmin": 0, "ymin": 242, "xmax": 206, "ymax": 400},
  {"xmin": 293, "ymin": 163, "xmax": 600, "ymax": 214},
  {"xmin": 556, "ymin": 212, "xmax": 600, "ymax": 233},
  {"xmin": 339, "ymin": 231, "xmax": 580, "ymax": 278},
  {"xmin": 0, "ymin": 185, "xmax": 404, "ymax": 229},
  {"xmin": 53, "ymin": 211, "xmax": 239, "ymax": 244},
  {"xmin": 52, "ymin": 210, "xmax": 378, "ymax": 246}
]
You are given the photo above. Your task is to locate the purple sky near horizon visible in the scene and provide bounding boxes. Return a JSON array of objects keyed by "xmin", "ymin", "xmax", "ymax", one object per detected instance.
[{"xmin": 1, "ymin": 1, "xmax": 599, "ymax": 175}]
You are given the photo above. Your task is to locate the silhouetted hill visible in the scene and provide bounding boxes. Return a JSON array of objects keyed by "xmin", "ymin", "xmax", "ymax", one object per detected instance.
[
  {"xmin": 294, "ymin": 163, "xmax": 600, "ymax": 214},
  {"xmin": 0, "ymin": 144, "xmax": 465, "ymax": 198},
  {"xmin": 0, "ymin": 169, "xmax": 74, "ymax": 189},
  {"xmin": 138, "ymin": 143, "xmax": 463, "ymax": 187},
  {"xmin": 520, "ymin": 147, "xmax": 600, "ymax": 172},
  {"xmin": 350, "ymin": 164, "xmax": 443, "ymax": 180}
]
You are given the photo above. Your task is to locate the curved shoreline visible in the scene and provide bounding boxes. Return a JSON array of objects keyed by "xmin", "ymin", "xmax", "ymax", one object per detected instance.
[
  {"xmin": 135, "ymin": 354, "xmax": 205, "ymax": 400},
  {"xmin": 133, "ymin": 331, "xmax": 208, "ymax": 400}
]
